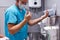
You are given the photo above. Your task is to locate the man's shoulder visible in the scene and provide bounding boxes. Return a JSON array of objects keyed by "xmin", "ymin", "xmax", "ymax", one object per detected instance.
[
  {"xmin": 6, "ymin": 5, "xmax": 17, "ymax": 12},
  {"xmin": 5, "ymin": 5, "xmax": 18, "ymax": 15}
]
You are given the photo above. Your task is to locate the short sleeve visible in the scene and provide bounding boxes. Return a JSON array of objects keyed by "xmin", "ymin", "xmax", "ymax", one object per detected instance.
[{"xmin": 7, "ymin": 11, "xmax": 17, "ymax": 24}]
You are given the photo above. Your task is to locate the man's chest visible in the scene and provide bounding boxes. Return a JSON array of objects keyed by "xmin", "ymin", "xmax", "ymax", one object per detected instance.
[{"xmin": 16, "ymin": 11, "xmax": 25, "ymax": 23}]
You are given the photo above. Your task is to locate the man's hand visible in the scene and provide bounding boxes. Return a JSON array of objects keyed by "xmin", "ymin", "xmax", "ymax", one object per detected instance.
[
  {"xmin": 24, "ymin": 11, "xmax": 31, "ymax": 21},
  {"xmin": 28, "ymin": 10, "xmax": 49, "ymax": 26},
  {"xmin": 8, "ymin": 12, "xmax": 32, "ymax": 34},
  {"xmin": 44, "ymin": 10, "xmax": 49, "ymax": 18}
]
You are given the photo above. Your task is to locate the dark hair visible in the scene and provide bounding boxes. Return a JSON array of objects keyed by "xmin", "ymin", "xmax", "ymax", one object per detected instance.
[{"xmin": 16, "ymin": 0, "xmax": 19, "ymax": 2}]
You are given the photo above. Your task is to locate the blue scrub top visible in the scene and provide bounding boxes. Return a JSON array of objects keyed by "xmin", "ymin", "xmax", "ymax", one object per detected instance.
[{"xmin": 5, "ymin": 4, "xmax": 28, "ymax": 40}]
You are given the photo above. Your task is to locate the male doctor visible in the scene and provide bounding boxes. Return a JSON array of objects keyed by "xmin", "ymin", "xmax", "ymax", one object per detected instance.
[{"xmin": 5, "ymin": 0, "xmax": 48, "ymax": 40}]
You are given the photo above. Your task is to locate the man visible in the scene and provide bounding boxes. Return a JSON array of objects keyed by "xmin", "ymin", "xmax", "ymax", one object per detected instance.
[{"xmin": 5, "ymin": 0, "xmax": 48, "ymax": 40}]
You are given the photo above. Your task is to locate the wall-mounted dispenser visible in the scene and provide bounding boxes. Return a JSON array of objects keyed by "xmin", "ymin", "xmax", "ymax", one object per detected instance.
[{"xmin": 28, "ymin": 0, "xmax": 41, "ymax": 8}]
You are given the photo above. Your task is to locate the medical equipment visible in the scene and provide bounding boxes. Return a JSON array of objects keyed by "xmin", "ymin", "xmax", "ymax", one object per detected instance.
[{"xmin": 28, "ymin": 0, "xmax": 41, "ymax": 8}]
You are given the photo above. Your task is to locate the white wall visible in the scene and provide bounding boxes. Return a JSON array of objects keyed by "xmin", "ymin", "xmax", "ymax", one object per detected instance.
[
  {"xmin": 57, "ymin": 0, "xmax": 60, "ymax": 16},
  {"xmin": 0, "ymin": 0, "xmax": 15, "ymax": 6},
  {"xmin": 45, "ymin": 0, "xmax": 57, "ymax": 9},
  {"xmin": 45, "ymin": 0, "xmax": 60, "ymax": 16}
]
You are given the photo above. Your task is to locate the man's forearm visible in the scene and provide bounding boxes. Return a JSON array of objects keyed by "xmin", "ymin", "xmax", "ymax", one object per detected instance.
[
  {"xmin": 9, "ymin": 19, "xmax": 27, "ymax": 34},
  {"xmin": 28, "ymin": 15, "xmax": 47, "ymax": 26}
]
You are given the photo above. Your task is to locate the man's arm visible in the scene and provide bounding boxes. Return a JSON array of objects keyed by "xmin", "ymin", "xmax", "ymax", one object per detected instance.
[
  {"xmin": 8, "ymin": 12, "xmax": 31, "ymax": 35},
  {"xmin": 0, "ymin": 34, "xmax": 4, "ymax": 38},
  {"xmin": 8, "ymin": 19, "xmax": 27, "ymax": 34},
  {"xmin": 28, "ymin": 11, "xmax": 48, "ymax": 26}
]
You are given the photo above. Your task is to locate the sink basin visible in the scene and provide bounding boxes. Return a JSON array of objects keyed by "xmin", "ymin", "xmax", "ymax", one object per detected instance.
[{"xmin": 44, "ymin": 26, "xmax": 59, "ymax": 30}]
